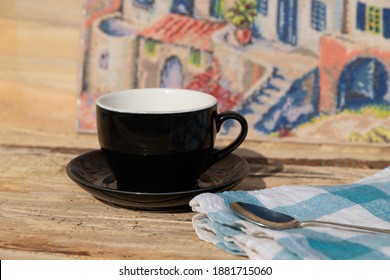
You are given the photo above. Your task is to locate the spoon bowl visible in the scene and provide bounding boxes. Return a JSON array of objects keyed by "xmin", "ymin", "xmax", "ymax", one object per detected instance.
[{"xmin": 230, "ymin": 202, "xmax": 390, "ymax": 234}]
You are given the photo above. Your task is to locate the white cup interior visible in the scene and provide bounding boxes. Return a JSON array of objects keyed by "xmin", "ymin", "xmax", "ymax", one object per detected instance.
[{"xmin": 96, "ymin": 88, "xmax": 218, "ymax": 114}]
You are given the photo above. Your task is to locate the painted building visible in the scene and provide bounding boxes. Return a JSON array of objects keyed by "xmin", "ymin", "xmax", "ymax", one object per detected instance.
[
  {"xmin": 117, "ymin": 0, "xmax": 239, "ymax": 89},
  {"xmin": 136, "ymin": 14, "xmax": 226, "ymax": 88},
  {"xmin": 87, "ymin": 0, "xmax": 343, "ymax": 95},
  {"xmin": 253, "ymin": 0, "xmax": 345, "ymax": 53},
  {"xmin": 79, "ymin": 0, "xmax": 390, "ymax": 141},
  {"xmin": 319, "ymin": 0, "xmax": 390, "ymax": 113},
  {"xmin": 86, "ymin": 12, "xmax": 138, "ymax": 94}
]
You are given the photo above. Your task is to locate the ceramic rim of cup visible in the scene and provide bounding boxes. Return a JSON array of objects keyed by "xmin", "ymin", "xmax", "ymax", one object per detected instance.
[{"xmin": 96, "ymin": 88, "xmax": 218, "ymax": 114}]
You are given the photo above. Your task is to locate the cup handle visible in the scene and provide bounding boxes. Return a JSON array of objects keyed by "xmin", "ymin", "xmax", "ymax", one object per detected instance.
[{"xmin": 209, "ymin": 111, "xmax": 248, "ymax": 167}]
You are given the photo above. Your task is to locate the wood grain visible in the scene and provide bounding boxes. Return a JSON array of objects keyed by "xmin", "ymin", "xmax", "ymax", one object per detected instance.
[
  {"xmin": 0, "ymin": 146, "xmax": 241, "ymax": 259},
  {"xmin": 0, "ymin": 146, "xmax": 381, "ymax": 259},
  {"xmin": 0, "ymin": 0, "xmax": 389, "ymax": 259}
]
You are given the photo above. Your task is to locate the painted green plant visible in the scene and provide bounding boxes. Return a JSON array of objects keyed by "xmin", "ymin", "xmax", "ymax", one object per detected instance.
[
  {"xmin": 345, "ymin": 105, "xmax": 390, "ymax": 119},
  {"xmin": 349, "ymin": 126, "xmax": 390, "ymax": 143},
  {"xmin": 225, "ymin": 0, "xmax": 257, "ymax": 29}
]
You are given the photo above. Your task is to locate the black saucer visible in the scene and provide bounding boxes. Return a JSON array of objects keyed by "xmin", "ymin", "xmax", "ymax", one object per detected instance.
[{"xmin": 66, "ymin": 150, "xmax": 249, "ymax": 212}]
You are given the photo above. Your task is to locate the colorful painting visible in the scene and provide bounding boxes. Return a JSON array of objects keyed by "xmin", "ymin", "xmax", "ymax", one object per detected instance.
[{"xmin": 77, "ymin": 0, "xmax": 390, "ymax": 144}]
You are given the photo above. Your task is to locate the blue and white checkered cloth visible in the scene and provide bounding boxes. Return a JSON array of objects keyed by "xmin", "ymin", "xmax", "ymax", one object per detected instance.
[{"xmin": 190, "ymin": 167, "xmax": 390, "ymax": 259}]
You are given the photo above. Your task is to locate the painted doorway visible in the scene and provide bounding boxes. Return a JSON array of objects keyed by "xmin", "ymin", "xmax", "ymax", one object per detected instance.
[
  {"xmin": 277, "ymin": 0, "xmax": 298, "ymax": 46},
  {"xmin": 337, "ymin": 57, "xmax": 389, "ymax": 111},
  {"xmin": 160, "ymin": 56, "xmax": 184, "ymax": 89}
]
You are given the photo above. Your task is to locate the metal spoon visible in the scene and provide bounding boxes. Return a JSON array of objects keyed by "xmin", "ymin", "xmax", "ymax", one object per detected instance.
[{"xmin": 230, "ymin": 202, "xmax": 390, "ymax": 234}]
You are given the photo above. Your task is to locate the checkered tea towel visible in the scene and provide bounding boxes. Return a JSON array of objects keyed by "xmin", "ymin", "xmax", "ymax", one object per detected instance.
[{"xmin": 190, "ymin": 167, "xmax": 390, "ymax": 259}]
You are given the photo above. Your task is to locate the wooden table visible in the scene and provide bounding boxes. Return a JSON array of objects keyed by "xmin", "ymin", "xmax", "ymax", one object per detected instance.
[{"xmin": 1, "ymin": 0, "xmax": 389, "ymax": 260}]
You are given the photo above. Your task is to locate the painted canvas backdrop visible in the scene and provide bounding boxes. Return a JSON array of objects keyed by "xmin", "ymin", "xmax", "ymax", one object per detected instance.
[{"xmin": 77, "ymin": 0, "xmax": 390, "ymax": 144}]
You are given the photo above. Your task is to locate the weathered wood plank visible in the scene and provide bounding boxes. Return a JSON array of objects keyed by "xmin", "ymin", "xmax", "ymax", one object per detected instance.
[
  {"xmin": 0, "ymin": 146, "xmax": 382, "ymax": 259},
  {"xmin": 0, "ymin": 146, "xmax": 246, "ymax": 259}
]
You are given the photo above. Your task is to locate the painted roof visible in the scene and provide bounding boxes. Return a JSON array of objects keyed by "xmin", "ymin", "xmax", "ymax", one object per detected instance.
[
  {"xmin": 138, "ymin": 14, "xmax": 226, "ymax": 52},
  {"xmin": 186, "ymin": 59, "xmax": 243, "ymax": 111}
]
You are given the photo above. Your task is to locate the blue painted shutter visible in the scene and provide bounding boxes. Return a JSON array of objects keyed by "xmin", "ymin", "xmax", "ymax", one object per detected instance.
[
  {"xmin": 210, "ymin": 0, "xmax": 224, "ymax": 19},
  {"xmin": 356, "ymin": 1, "xmax": 366, "ymax": 31},
  {"xmin": 257, "ymin": 0, "xmax": 268, "ymax": 16},
  {"xmin": 277, "ymin": 0, "xmax": 298, "ymax": 45},
  {"xmin": 289, "ymin": 0, "xmax": 298, "ymax": 45},
  {"xmin": 311, "ymin": 0, "xmax": 327, "ymax": 32},
  {"xmin": 383, "ymin": 8, "xmax": 390, "ymax": 39}
]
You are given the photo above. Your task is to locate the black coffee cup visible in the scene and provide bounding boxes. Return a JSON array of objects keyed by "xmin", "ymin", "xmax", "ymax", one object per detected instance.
[{"xmin": 96, "ymin": 88, "xmax": 248, "ymax": 192}]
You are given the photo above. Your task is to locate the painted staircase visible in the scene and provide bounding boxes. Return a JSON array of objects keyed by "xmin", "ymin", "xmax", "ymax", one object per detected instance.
[{"xmin": 237, "ymin": 67, "xmax": 293, "ymax": 133}]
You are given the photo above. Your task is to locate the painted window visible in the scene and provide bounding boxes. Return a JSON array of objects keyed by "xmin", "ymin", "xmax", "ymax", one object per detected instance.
[
  {"xmin": 356, "ymin": 2, "xmax": 389, "ymax": 40},
  {"xmin": 170, "ymin": 0, "xmax": 194, "ymax": 16},
  {"xmin": 99, "ymin": 50, "xmax": 109, "ymax": 70},
  {"xmin": 210, "ymin": 0, "xmax": 225, "ymax": 19},
  {"xmin": 189, "ymin": 48, "xmax": 201, "ymax": 67},
  {"xmin": 133, "ymin": 0, "xmax": 154, "ymax": 10},
  {"xmin": 257, "ymin": 0, "xmax": 268, "ymax": 16},
  {"xmin": 311, "ymin": 0, "xmax": 326, "ymax": 32},
  {"xmin": 145, "ymin": 39, "xmax": 157, "ymax": 56},
  {"xmin": 277, "ymin": 0, "xmax": 298, "ymax": 46},
  {"xmin": 367, "ymin": 5, "xmax": 382, "ymax": 35}
]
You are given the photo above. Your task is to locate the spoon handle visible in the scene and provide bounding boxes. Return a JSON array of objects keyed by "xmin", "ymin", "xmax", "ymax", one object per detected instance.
[{"xmin": 301, "ymin": 221, "xmax": 390, "ymax": 234}]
